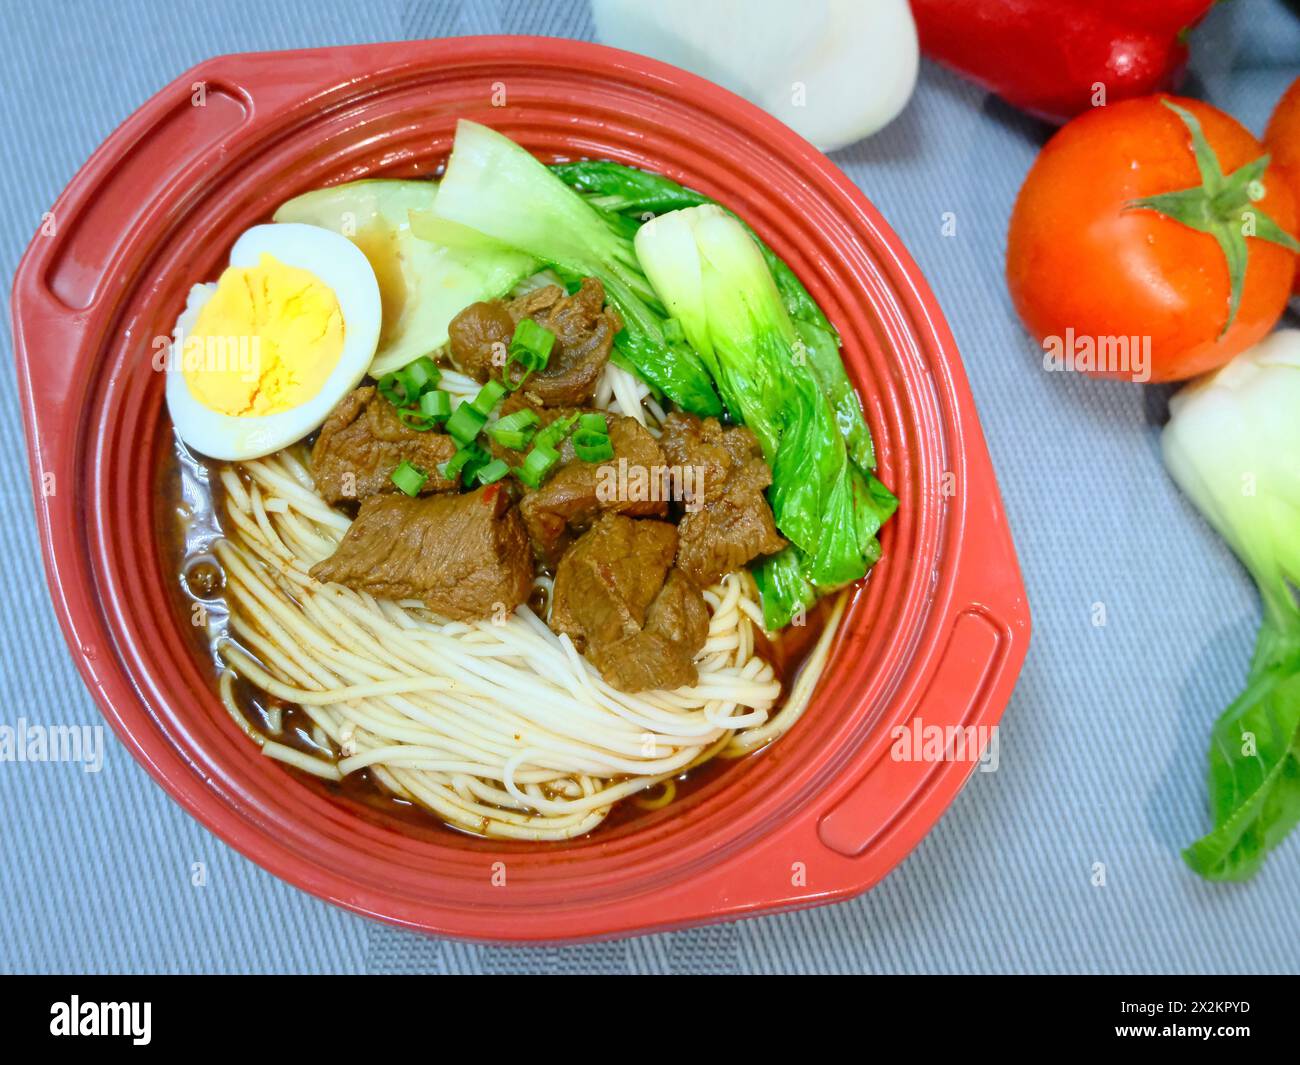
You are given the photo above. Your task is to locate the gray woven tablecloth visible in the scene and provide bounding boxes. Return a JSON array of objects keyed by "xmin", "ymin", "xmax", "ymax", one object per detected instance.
[{"xmin": 2, "ymin": 0, "xmax": 1298, "ymax": 974}]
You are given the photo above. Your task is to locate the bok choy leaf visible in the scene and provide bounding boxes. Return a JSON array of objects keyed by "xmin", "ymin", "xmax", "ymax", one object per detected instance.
[
  {"xmin": 1163, "ymin": 329, "xmax": 1300, "ymax": 880},
  {"xmin": 413, "ymin": 121, "xmax": 721, "ymax": 417},
  {"xmin": 552, "ymin": 159, "xmax": 877, "ymax": 471},
  {"xmin": 635, "ymin": 204, "xmax": 896, "ymax": 629}
]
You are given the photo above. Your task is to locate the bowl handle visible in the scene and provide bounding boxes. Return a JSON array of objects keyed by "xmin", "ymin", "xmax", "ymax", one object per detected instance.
[
  {"xmin": 816, "ymin": 486, "xmax": 1031, "ymax": 859},
  {"xmin": 817, "ymin": 608, "xmax": 1012, "ymax": 856},
  {"xmin": 11, "ymin": 75, "xmax": 251, "ymax": 458},
  {"xmin": 10, "ymin": 45, "xmax": 395, "ymax": 451}
]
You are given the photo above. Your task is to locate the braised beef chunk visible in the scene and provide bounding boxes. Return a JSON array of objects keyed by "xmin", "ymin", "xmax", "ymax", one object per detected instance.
[
  {"xmin": 519, "ymin": 413, "xmax": 667, "ymax": 565},
  {"xmin": 507, "ymin": 284, "xmax": 564, "ymax": 321},
  {"xmin": 550, "ymin": 514, "xmax": 705, "ymax": 691},
  {"xmin": 447, "ymin": 278, "xmax": 619, "ymax": 407},
  {"xmin": 592, "ymin": 570, "xmax": 710, "ymax": 692},
  {"xmin": 551, "ymin": 514, "xmax": 677, "ymax": 646},
  {"xmin": 309, "ymin": 484, "xmax": 532, "ymax": 621},
  {"xmin": 447, "ymin": 300, "xmax": 515, "ymax": 381},
  {"xmin": 658, "ymin": 412, "xmax": 785, "ymax": 586},
  {"xmin": 312, "ymin": 387, "xmax": 457, "ymax": 506}
]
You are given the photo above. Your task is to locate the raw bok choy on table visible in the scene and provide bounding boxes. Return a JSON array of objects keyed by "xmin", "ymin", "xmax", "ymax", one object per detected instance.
[
  {"xmin": 1163, "ymin": 330, "xmax": 1300, "ymax": 881},
  {"xmin": 402, "ymin": 119, "xmax": 897, "ymax": 631}
]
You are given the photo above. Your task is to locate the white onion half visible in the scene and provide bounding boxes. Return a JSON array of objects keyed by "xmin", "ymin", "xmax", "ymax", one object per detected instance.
[{"xmin": 591, "ymin": 0, "xmax": 919, "ymax": 151}]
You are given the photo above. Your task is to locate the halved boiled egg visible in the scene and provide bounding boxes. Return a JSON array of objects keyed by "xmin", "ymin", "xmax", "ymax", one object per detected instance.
[{"xmin": 165, "ymin": 223, "xmax": 382, "ymax": 460}]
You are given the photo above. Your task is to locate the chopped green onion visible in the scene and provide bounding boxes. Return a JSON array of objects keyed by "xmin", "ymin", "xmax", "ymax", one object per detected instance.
[
  {"xmin": 419, "ymin": 389, "xmax": 451, "ymax": 422},
  {"xmin": 461, "ymin": 450, "xmax": 492, "ymax": 484},
  {"xmin": 494, "ymin": 408, "xmax": 542, "ymax": 433},
  {"xmin": 510, "ymin": 350, "xmax": 549, "ymax": 376},
  {"xmin": 487, "ymin": 408, "xmax": 540, "ymax": 451},
  {"xmin": 402, "ymin": 356, "xmax": 440, "ymax": 397},
  {"xmin": 535, "ymin": 412, "xmax": 580, "ymax": 452},
  {"xmin": 505, "ymin": 319, "xmax": 557, "ymax": 391},
  {"xmin": 573, "ymin": 413, "xmax": 612, "ymax": 462},
  {"xmin": 446, "ymin": 401, "xmax": 488, "ymax": 446},
  {"xmin": 397, "ymin": 408, "xmax": 434, "ymax": 431},
  {"xmin": 377, "ymin": 371, "xmax": 406, "ymax": 407},
  {"xmin": 380, "ymin": 357, "xmax": 443, "ymax": 419},
  {"xmin": 574, "ymin": 430, "xmax": 614, "ymax": 463},
  {"xmin": 390, "ymin": 461, "xmax": 428, "ymax": 497},
  {"xmin": 515, "ymin": 444, "xmax": 560, "ymax": 489},
  {"xmin": 471, "ymin": 378, "xmax": 508, "ymax": 417},
  {"xmin": 485, "ymin": 428, "xmax": 531, "ymax": 451},
  {"xmin": 440, "ymin": 441, "xmax": 490, "ymax": 483},
  {"xmin": 474, "ymin": 458, "xmax": 511, "ymax": 486},
  {"xmin": 510, "ymin": 319, "xmax": 556, "ymax": 367},
  {"xmin": 393, "ymin": 387, "xmax": 452, "ymax": 432}
]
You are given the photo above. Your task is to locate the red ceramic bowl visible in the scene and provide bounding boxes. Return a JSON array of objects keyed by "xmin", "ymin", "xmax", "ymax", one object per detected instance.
[{"xmin": 10, "ymin": 37, "xmax": 1030, "ymax": 942}]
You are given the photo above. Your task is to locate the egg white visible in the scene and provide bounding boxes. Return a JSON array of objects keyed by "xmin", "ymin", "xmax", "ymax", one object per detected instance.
[{"xmin": 165, "ymin": 223, "xmax": 382, "ymax": 461}]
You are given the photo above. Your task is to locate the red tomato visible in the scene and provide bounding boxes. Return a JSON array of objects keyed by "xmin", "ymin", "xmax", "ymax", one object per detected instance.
[
  {"xmin": 1007, "ymin": 95, "xmax": 1298, "ymax": 383},
  {"xmin": 1264, "ymin": 76, "xmax": 1300, "ymax": 294}
]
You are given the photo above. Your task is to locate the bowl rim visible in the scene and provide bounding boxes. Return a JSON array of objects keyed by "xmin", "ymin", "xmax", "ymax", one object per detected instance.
[{"xmin": 9, "ymin": 35, "xmax": 1031, "ymax": 943}]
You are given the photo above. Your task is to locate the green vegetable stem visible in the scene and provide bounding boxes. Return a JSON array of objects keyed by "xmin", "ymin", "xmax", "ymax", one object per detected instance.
[{"xmin": 1163, "ymin": 329, "xmax": 1300, "ymax": 879}]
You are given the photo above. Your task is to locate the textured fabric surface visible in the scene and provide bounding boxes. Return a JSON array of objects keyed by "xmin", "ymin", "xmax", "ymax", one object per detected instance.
[{"xmin": 1, "ymin": 0, "xmax": 1298, "ymax": 975}]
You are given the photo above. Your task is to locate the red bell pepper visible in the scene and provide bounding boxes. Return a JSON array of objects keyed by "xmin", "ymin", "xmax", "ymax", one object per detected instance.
[{"xmin": 909, "ymin": 0, "xmax": 1216, "ymax": 124}]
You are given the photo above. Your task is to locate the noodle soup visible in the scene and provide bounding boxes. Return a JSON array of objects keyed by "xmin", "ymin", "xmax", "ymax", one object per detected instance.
[{"xmin": 155, "ymin": 124, "xmax": 895, "ymax": 841}]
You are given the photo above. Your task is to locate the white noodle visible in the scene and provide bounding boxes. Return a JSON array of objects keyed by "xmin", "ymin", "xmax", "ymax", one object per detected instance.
[
  {"xmin": 605, "ymin": 362, "xmax": 650, "ymax": 425},
  {"xmin": 206, "ymin": 450, "xmax": 842, "ymax": 840}
]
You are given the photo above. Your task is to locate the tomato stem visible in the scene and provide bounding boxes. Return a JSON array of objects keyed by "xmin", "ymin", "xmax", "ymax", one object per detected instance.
[{"xmin": 1125, "ymin": 100, "xmax": 1300, "ymax": 337}]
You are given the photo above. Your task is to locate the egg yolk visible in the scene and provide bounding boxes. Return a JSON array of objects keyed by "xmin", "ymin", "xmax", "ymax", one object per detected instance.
[{"xmin": 182, "ymin": 253, "xmax": 345, "ymax": 417}]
